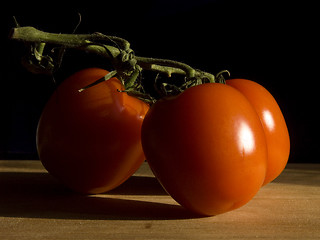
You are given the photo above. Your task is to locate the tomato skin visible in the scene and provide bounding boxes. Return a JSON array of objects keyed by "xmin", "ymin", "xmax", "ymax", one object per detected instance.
[
  {"xmin": 226, "ymin": 79, "xmax": 290, "ymax": 185},
  {"xmin": 37, "ymin": 68, "xmax": 149, "ymax": 194},
  {"xmin": 142, "ymin": 83, "xmax": 267, "ymax": 216}
]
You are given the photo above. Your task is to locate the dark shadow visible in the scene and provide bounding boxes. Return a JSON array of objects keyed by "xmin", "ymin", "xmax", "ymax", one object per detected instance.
[
  {"xmin": 108, "ymin": 176, "xmax": 168, "ymax": 196},
  {"xmin": 0, "ymin": 172, "xmax": 201, "ymax": 220}
]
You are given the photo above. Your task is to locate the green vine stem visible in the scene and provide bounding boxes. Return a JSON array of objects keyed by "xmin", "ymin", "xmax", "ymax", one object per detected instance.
[{"xmin": 9, "ymin": 26, "xmax": 226, "ymax": 102}]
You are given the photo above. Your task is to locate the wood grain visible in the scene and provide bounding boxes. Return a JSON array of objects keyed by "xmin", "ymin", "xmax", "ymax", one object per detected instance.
[{"xmin": 0, "ymin": 160, "xmax": 319, "ymax": 239}]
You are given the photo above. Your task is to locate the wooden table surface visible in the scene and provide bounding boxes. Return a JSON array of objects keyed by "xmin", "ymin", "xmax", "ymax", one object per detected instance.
[{"xmin": 0, "ymin": 160, "xmax": 319, "ymax": 239}]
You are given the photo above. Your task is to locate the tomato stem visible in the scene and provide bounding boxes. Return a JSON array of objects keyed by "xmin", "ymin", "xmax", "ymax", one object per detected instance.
[{"xmin": 9, "ymin": 26, "xmax": 227, "ymax": 102}]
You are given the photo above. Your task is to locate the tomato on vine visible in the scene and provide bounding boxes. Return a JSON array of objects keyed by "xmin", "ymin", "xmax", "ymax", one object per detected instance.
[
  {"xmin": 142, "ymin": 83, "xmax": 268, "ymax": 216},
  {"xmin": 37, "ymin": 68, "xmax": 149, "ymax": 194}
]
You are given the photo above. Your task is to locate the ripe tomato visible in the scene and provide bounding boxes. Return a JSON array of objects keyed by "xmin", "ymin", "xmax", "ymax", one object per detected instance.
[
  {"xmin": 226, "ymin": 79, "xmax": 290, "ymax": 185},
  {"xmin": 37, "ymin": 68, "xmax": 149, "ymax": 194},
  {"xmin": 142, "ymin": 83, "xmax": 267, "ymax": 216}
]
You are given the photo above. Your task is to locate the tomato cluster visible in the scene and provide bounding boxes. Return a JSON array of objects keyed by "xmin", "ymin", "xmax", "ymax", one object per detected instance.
[{"xmin": 37, "ymin": 68, "xmax": 290, "ymax": 216}]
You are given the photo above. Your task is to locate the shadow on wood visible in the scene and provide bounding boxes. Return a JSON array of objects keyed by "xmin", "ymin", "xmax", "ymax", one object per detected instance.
[{"xmin": 0, "ymin": 171, "xmax": 201, "ymax": 220}]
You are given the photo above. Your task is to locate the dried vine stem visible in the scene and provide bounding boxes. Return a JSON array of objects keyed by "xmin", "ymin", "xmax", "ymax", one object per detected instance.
[
  {"xmin": 10, "ymin": 27, "xmax": 211, "ymax": 78},
  {"xmin": 9, "ymin": 26, "xmax": 226, "ymax": 102}
]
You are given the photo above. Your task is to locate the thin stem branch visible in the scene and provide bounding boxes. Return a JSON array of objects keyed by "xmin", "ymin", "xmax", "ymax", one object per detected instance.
[
  {"xmin": 136, "ymin": 56, "xmax": 195, "ymax": 78},
  {"xmin": 78, "ymin": 70, "xmax": 118, "ymax": 92},
  {"xmin": 10, "ymin": 26, "xmax": 130, "ymax": 49}
]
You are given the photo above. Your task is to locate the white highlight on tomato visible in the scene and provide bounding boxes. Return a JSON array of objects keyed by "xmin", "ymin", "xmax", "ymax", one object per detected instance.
[
  {"xmin": 238, "ymin": 122, "xmax": 255, "ymax": 154},
  {"xmin": 262, "ymin": 110, "xmax": 275, "ymax": 132}
]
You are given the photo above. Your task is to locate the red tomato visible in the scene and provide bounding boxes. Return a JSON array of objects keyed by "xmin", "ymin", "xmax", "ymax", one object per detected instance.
[
  {"xmin": 226, "ymin": 79, "xmax": 290, "ymax": 185},
  {"xmin": 142, "ymin": 83, "xmax": 267, "ymax": 216},
  {"xmin": 37, "ymin": 68, "xmax": 149, "ymax": 194}
]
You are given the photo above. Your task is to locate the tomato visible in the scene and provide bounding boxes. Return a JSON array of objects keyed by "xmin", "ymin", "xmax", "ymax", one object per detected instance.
[
  {"xmin": 226, "ymin": 79, "xmax": 290, "ymax": 185},
  {"xmin": 37, "ymin": 68, "xmax": 149, "ymax": 194},
  {"xmin": 141, "ymin": 83, "xmax": 268, "ymax": 216}
]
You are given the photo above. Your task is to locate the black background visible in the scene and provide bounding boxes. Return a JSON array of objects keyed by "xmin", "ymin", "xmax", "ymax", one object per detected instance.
[{"xmin": 2, "ymin": 0, "xmax": 319, "ymax": 162}]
